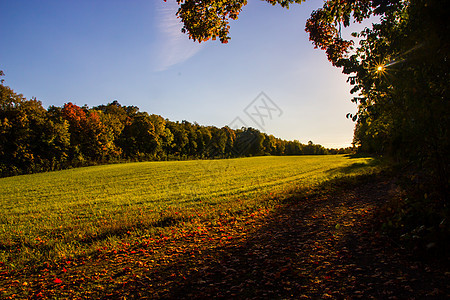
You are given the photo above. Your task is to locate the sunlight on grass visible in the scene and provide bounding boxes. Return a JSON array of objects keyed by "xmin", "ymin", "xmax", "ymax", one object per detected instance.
[{"xmin": 0, "ymin": 155, "xmax": 379, "ymax": 268}]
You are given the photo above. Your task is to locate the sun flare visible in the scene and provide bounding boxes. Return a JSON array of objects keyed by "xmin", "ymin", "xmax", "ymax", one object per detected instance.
[{"xmin": 373, "ymin": 62, "xmax": 387, "ymax": 77}]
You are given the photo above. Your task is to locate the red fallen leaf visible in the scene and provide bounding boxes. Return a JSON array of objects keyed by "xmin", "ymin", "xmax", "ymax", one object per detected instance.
[
  {"xmin": 54, "ymin": 278, "xmax": 62, "ymax": 284},
  {"xmin": 62, "ymin": 267, "xmax": 67, "ymax": 272}
]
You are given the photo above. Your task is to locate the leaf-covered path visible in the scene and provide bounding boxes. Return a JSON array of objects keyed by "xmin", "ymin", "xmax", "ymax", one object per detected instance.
[{"xmin": 1, "ymin": 176, "xmax": 448, "ymax": 299}]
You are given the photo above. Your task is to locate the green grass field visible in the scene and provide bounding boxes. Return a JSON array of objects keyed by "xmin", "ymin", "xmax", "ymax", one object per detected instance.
[{"xmin": 0, "ymin": 155, "xmax": 378, "ymax": 269}]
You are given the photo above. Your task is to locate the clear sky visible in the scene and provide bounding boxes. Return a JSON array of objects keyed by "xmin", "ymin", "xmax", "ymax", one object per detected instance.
[{"xmin": 0, "ymin": 0, "xmax": 370, "ymax": 148}]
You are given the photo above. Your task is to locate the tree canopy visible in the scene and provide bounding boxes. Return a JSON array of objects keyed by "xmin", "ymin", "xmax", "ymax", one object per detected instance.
[{"xmin": 172, "ymin": 0, "xmax": 305, "ymax": 43}]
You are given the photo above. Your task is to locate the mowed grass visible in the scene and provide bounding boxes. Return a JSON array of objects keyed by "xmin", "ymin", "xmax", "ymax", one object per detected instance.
[{"xmin": 0, "ymin": 155, "xmax": 378, "ymax": 269}]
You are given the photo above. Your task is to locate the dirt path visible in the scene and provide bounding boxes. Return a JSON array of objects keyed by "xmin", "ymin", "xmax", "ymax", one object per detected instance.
[{"xmin": 2, "ymin": 176, "xmax": 449, "ymax": 299}]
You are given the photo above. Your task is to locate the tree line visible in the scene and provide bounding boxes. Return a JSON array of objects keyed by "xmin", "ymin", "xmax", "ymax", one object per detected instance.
[{"xmin": 0, "ymin": 79, "xmax": 350, "ymax": 177}]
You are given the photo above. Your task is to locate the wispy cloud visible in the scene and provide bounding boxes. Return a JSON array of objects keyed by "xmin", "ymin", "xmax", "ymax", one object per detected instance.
[{"xmin": 154, "ymin": 1, "xmax": 204, "ymax": 72}]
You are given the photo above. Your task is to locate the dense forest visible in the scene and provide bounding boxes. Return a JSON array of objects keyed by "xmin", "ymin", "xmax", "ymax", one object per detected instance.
[{"xmin": 0, "ymin": 77, "xmax": 350, "ymax": 177}]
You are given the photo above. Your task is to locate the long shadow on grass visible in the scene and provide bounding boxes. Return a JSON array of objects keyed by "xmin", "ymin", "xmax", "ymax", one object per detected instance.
[
  {"xmin": 99, "ymin": 172, "xmax": 449, "ymax": 299},
  {"xmin": 326, "ymin": 156, "xmax": 381, "ymax": 176},
  {"xmin": 4, "ymin": 169, "xmax": 447, "ymax": 299}
]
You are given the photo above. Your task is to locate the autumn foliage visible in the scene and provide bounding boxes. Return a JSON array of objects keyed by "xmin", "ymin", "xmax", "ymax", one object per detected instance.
[{"xmin": 0, "ymin": 81, "xmax": 344, "ymax": 177}]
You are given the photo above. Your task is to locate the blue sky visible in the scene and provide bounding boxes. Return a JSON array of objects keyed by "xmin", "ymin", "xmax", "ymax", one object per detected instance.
[{"xmin": 0, "ymin": 0, "xmax": 371, "ymax": 148}]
